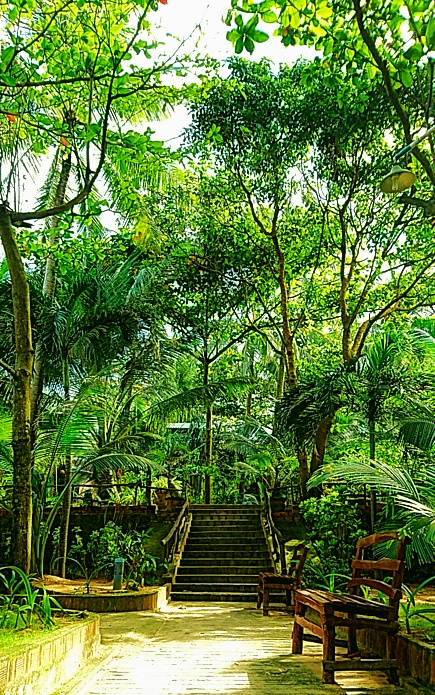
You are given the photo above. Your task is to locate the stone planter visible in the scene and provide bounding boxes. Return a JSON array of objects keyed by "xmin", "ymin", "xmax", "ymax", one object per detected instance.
[
  {"xmin": 360, "ymin": 626, "xmax": 435, "ymax": 688},
  {"xmin": 50, "ymin": 583, "xmax": 170, "ymax": 612},
  {"xmin": 0, "ymin": 614, "xmax": 99, "ymax": 695}
]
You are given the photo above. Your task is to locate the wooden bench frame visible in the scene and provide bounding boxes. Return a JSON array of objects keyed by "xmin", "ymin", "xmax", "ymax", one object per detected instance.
[
  {"xmin": 291, "ymin": 531, "xmax": 409, "ymax": 684},
  {"xmin": 257, "ymin": 543, "xmax": 308, "ymax": 616}
]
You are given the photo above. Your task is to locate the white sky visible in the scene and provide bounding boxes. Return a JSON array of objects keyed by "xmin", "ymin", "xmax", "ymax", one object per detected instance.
[{"xmin": 148, "ymin": 0, "xmax": 312, "ymax": 145}]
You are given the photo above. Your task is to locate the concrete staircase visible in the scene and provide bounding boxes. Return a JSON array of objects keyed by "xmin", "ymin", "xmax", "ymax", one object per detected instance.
[{"xmin": 171, "ymin": 504, "xmax": 274, "ymax": 602}]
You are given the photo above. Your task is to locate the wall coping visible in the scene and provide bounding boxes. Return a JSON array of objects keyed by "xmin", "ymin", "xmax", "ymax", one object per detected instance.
[
  {"xmin": 0, "ymin": 614, "xmax": 100, "ymax": 695},
  {"xmin": 50, "ymin": 583, "xmax": 170, "ymax": 612}
]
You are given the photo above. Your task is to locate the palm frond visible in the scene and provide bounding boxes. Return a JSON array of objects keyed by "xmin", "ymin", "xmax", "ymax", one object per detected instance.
[
  {"xmin": 308, "ymin": 459, "xmax": 420, "ymax": 500},
  {"xmin": 399, "ymin": 417, "xmax": 435, "ymax": 451},
  {"xmin": 145, "ymin": 378, "xmax": 251, "ymax": 428},
  {"xmin": 82, "ymin": 453, "xmax": 162, "ymax": 475}
]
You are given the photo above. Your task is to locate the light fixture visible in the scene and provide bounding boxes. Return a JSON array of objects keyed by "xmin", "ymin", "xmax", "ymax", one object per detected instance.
[
  {"xmin": 379, "ymin": 164, "xmax": 416, "ymax": 193},
  {"xmin": 380, "ymin": 122, "xmax": 435, "ymax": 194}
]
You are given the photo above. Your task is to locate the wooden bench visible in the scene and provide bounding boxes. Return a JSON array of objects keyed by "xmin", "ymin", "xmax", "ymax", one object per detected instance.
[
  {"xmin": 257, "ymin": 542, "xmax": 308, "ymax": 615},
  {"xmin": 291, "ymin": 531, "xmax": 409, "ymax": 684}
]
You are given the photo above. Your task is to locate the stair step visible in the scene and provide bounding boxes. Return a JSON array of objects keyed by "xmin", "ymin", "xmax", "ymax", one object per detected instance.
[
  {"xmin": 189, "ymin": 526, "xmax": 264, "ymax": 542},
  {"xmin": 179, "ymin": 558, "xmax": 272, "ymax": 568},
  {"xmin": 190, "ymin": 523, "xmax": 262, "ymax": 530},
  {"xmin": 175, "ymin": 574, "xmax": 260, "ymax": 583},
  {"xmin": 176, "ymin": 565, "xmax": 273, "ymax": 575},
  {"xmin": 174, "ymin": 581, "xmax": 260, "ymax": 592},
  {"xmin": 170, "ymin": 591, "xmax": 287, "ymax": 602},
  {"xmin": 171, "ymin": 505, "xmax": 271, "ymax": 603},
  {"xmin": 190, "ymin": 522, "xmax": 261, "ymax": 528},
  {"xmin": 190, "ymin": 505, "xmax": 260, "ymax": 510},
  {"xmin": 192, "ymin": 514, "xmax": 261, "ymax": 528},
  {"xmin": 184, "ymin": 543, "xmax": 265, "ymax": 552},
  {"xmin": 191, "ymin": 507, "xmax": 261, "ymax": 517},
  {"xmin": 170, "ymin": 590, "xmax": 259, "ymax": 602},
  {"xmin": 183, "ymin": 550, "xmax": 269, "ymax": 565}
]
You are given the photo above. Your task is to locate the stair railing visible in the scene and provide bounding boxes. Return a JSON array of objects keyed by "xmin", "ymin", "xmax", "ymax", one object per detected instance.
[
  {"xmin": 161, "ymin": 499, "xmax": 189, "ymax": 566},
  {"xmin": 263, "ymin": 490, "xmax": 286, "ymax": 574}
]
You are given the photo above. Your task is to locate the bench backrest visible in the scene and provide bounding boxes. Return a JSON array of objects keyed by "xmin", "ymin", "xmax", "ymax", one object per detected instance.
[
  {"xmin": 347, "ymin": 531, "xmax": 409, "ymax": 619},
  {"xmin": 286, "ymin": 543, "xmax": 309, "ymax": 586}
]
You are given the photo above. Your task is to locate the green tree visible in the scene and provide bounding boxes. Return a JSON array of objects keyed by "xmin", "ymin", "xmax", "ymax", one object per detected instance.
[
  {"xmin": 138, "ymin": 175, "xmax": 264, "ymax": 501},
  {"xmin": 225, "ymin": 0, "xmax": 435, "ymax": 202},
  {"xmin": 37, "ymin": 258, "xmax": 145, "ymax": 576},
  {"xmin": 0, "ymin": 0, "xmax": 183, "ymax": 571}
]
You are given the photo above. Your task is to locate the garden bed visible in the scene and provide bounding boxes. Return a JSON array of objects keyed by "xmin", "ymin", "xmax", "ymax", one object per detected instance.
[
  {"xmin": 0, "ymin": 613, "xmax": 99, "ymax": 695},
  {"xmin": 360, "ymin": 626, "xmax": 435, "ymax": 689},
  {"xmin": 39, "ymin": 575, "xmax": 170, "ymax": 612}
]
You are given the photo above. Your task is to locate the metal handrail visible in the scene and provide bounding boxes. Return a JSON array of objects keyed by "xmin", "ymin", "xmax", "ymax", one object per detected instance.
[
  {"xmin": 161, "ymin": 500, "xmax": 189, "ymax": 565},
  {"xmin": 264, "ymin": 491, "xmax": 286, "ymax": 574}
]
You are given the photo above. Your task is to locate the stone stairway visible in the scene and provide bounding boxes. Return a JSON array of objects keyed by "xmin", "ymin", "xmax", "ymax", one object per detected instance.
[{"xmin": 171, "ymin": 504, "xmax": 274, "ymax": 602}]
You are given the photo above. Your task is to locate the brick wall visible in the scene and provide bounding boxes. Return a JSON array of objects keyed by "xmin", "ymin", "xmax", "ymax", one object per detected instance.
[{"xmin": 0, "ymin": 614, "xmax": 100, "ymax": 695}]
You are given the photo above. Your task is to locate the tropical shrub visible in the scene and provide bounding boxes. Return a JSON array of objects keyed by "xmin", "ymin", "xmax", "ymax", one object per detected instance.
[
  {"xmin": 67, "ymin": 522, "xmax": 164, "ymax": 587},
  {"xmin": 0, "ymin": 567, "xmax": 62, "ymax": 629},
  {"xmin": 300, "ymin": 490, "xmax": 364, "ymax": 576}
]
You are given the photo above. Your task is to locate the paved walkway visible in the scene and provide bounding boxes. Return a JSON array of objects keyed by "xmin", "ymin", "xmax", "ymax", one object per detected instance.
[{"xmin": 59, "ymin": 602, "xmax": 411, "ymax": 695}]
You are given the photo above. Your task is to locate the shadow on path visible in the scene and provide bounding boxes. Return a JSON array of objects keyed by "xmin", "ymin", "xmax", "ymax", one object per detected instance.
[{"xmin": 62, "ymin": 602, "xmax": 411, "ymax": 695}]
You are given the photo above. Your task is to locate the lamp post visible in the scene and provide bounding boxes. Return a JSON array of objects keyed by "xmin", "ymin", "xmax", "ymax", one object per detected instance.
[{"xmin": 380, "ymin": 123, "xmax": 435, "ymax": 193}]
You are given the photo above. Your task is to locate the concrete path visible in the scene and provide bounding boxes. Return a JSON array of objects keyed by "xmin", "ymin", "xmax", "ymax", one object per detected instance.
[{"xmin": 59, "ymin": 602, "xmax": 411, "ymax": 695}]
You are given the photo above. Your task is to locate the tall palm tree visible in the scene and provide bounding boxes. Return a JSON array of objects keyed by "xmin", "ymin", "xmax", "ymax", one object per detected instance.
[{"xmin": 35, "ymin": 259, "xmax": 145, "ymax": 576}]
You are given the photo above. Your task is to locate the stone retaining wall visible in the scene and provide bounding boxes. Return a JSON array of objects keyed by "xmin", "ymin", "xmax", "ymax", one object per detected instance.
[
  {"xmin": 0, "ymin": 614, "xmax": 100, "ymax": 695},
  {"xmin": 360, "ymin": 627, "xmax": 435, "ymax": 688}
]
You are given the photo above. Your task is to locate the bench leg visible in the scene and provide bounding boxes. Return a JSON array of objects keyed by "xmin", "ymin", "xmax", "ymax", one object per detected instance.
[
  {"xmin": 347, "ymin": 624, "xmax": 358, "ymax": 655},
  {"xmin": 322, "ymin": 620, "xmax": 336, "ymax": 685},
  {"xmin": 285, "ymin": 588, "xmax": 293, "ymax": 608},
  {"xmin": 257, "ymin": 585, "xmax": 262, "ymax": 610},
  {"xmin": 291, "ymin": 600, "xmax": 305, "ymax": 654},
  {"xmin": 386, "ymin": 633, "xmax": 400, "ymax": 685},
  {"xmin": 263, "ymin": 587, "xmax": 270, "ymax": 616}
]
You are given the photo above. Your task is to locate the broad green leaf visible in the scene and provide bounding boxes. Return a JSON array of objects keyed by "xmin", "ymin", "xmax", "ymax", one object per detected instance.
[
  {"xmin": 399, "ymin": 69, "xmax": 413, "ymax": 87},
  {"xmin": 245, "ymin": 36, "xmax": 255, "ymax": 53},
  {"xmin": 289, "ymin": 10, "xmax": 301, "ymax": 29},
  {"xmin": 251, "ymin": 29, "xmax": 269, "ymax": 43},
  {"xmin": 427, "ymin": 15, "xmax": 435, "ymax": 48},
  {"xmin": 235, "ymin": 36, "xmax": 244, "ymax": 53},
  {"xmin": 262, "ymin": 10, "xmax": 278, "ymax": 23},
  {"xmin": 317, "ymin": 3, "xmax": 333, "ymax": 19},
  {"xmin": 245, "ymin": 14, "xmax": 260, "ymax": 32},
  {"xmin": 227, "ymin": 29, "xmax": 241, "ymax": 43},
  {"xmin": 404, "ymin": 43, "xmax": 423, "ymax": 61}
]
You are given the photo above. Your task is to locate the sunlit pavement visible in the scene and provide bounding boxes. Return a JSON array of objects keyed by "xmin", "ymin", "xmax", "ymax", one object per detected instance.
[{"xmin": 61, "ymin": 602, "xmax": 411, "ymax": 695}]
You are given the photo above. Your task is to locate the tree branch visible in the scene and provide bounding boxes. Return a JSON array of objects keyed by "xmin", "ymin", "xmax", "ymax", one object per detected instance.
[{"xmin": 0, "ymin": 357, "xmax": 16, "ymax": 378}]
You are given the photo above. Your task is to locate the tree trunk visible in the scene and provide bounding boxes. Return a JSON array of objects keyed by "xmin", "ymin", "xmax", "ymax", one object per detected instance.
[
  {"xmin": 369, "ymin": 417, "xmax": 376, "ymax": 533},
  {"xmin": 270, "ymin": 224, "xmax": 297, "ymax": 388},
  {"xmin": 204, "ymin": 402, "xmax": 213, "ymax": 504},
  {"xmin": 203, "ymin": 357, "xmax": 213, "ymax": 504},
  {"xmin": 310, "ymin": 414, "xmax": 334, "ymax": 475},
  {"xmin": 298, "ymin": 450, "xmax": 310, "ymax": 500},
  {"xmin": 246, "ymin": 390, "xmax": 252, "ymax": 416},
  {"xmin": 30, "ymin": 151, "xmax": 72, "ymax": 435},
  {"xmin": 245, "ymin": 346, "xmax": 255, "ymax": 416},
  {"xmin": 342, "ymin": 325, "xmax": 352, "ymax": 364},
  {"xmin": 57, "ymin": 357, "xmax": 72, "ymax": 578},
  {"xmin": 145, "ymin": 469, "xmax": 152, "ymax": 505},
  {"xmin": 0, "ymin": 205, "xmax": 33, "ymax": 572}
]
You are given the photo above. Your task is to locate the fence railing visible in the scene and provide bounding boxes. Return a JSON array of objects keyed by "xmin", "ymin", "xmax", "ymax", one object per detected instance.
[
  {"xmin": 263, "ymin": 490, "xmax": 286, "ymax": 574},
  {"xmin": 161, "ymin": 500, "xmax": 189, "ymax": 566}
]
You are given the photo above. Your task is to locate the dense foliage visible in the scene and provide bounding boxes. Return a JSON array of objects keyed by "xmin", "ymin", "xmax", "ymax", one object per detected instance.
[{"xmin": 0, "ymin": 0, "xmax": 435, "ymax": 593}]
